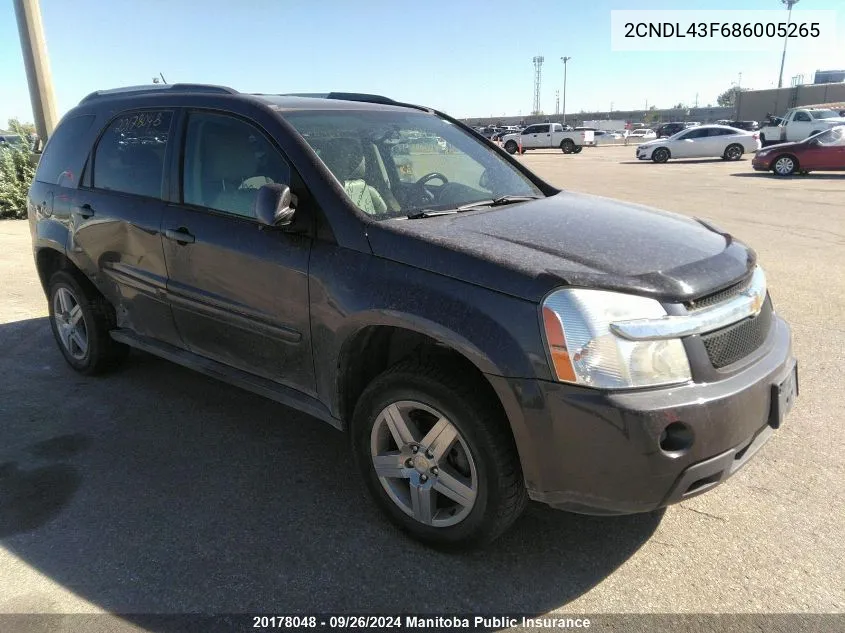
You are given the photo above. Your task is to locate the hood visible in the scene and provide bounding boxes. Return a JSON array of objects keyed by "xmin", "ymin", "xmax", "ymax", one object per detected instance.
[{"xmin": 366, "ymin": 192, "xmax": 755, "ymax": 303}]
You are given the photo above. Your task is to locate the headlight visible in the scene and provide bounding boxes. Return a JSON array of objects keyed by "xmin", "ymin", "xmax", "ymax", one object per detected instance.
[{"xmin": 542, "ymin": 289, "xmax": 691, "ymax": 389}]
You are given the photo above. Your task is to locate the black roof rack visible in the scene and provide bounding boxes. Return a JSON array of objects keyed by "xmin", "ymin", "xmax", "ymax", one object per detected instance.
[
  {"xmin": 276, "ymin": 92, "xmax": 431, "ymax": 113},
  {"xmin": 277, "ymin": 92, "xmax": 398, "ymax": 105},
  {"xmin": 79, "ymin": 83, "xmax": 238, "ymax": 104}
]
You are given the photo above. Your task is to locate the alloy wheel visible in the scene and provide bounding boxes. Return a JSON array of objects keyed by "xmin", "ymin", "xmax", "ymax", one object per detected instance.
[
  {"xmin": 52, "ymin": 287, "xmax": 88, "ymax": 360},
  {"xmin": 774, "ymin": 156, "xmax": 795, "ymax": 175},
  {"xmin": 370, "ymin": 400, "xmax": 478, "ymax": 527}
]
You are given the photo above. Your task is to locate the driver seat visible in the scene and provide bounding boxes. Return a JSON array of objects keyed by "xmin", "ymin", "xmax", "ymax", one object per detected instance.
[{"xmin": 321, "ymin": 138, "xmax": 387, "ymax": 215}]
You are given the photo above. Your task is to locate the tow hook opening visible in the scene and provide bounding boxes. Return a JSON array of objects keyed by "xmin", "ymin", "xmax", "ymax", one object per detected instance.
[{"xmin": 660, "ymin": 421, "xmax": 694, "ymax": 455}]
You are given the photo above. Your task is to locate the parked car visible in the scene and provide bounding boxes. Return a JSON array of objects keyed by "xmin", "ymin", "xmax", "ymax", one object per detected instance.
[
  {"xmin": 630, "ymin": 128, "xmax": 657, "ymax": 140},
  {"xmin": 752, "ymin": 125, "xmax": 845, "ymax": 175},
  {"xmin": 0, "ymin": 133, "xmax": 25, "ymax": 148},
  {"xmin": 656, "ymin": 122, "xmax": 698, "ymax": 138},
  {"xmin": 593, "ymin": 130, "xmax": 624, "ymax": 145},
  {"xmin": 727, "ymin": 120, "xmax": 759, "ymax": 132},
  {"xmin": 28, "ymin": 84, "xmax": 797, "ymax": 547},
  {"xmin": 637, "ymin": 125, "xmax": 760, "ymax": 163},
  {"xmin": 501, "ymin": 123, "xmax": 594, "ymax": 154},
  {"xmin": 759, "ymin": 107, "xmax": 845, "ymax": 146}
]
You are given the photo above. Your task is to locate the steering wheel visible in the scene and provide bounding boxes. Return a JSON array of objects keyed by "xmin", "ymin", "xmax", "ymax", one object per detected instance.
[{"xmin": 414, "ymin": 172, "xmax": 449, "ymax": 203}]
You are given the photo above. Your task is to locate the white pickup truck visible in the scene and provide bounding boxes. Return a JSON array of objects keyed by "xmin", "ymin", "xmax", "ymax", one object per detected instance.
[
  {"xmin": 759, "ymin": 107, "xmax": 845, "ymax": 146},
  {"xmin": 501, "ymin": 123, "xmax": 594, "ymax": 155}
]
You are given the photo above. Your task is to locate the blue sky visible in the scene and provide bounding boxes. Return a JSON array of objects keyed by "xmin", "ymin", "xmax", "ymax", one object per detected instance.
[{"xmin": 1, "ymin": 0, "xmax": 843, "ymax": 126}]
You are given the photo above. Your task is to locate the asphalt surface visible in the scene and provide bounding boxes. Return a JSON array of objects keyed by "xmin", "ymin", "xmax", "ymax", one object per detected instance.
[{"xmin": 0, "ymin": 146, "xmax": 843, "ymax": 630}]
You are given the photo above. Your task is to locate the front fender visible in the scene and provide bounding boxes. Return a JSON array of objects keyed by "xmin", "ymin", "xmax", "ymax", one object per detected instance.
[{"xmin": 307, "ymin": 244, "xmax": 553, "ymax": 419}]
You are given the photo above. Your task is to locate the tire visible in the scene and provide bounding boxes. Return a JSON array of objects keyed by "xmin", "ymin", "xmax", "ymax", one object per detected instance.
[
  {"xmin": 573, "ymin": 145, "xmax": 583, "ymax": 153},
  {"xmin": 351, "ymin": 359, "xmax": 527, "ymax": 548},
  {"xmin": 723, "ymin": 143, "xmax": 743, "ymax": 161},
  {"xmin": 47, "ymin": 270, "xmax": 128, "ymax": 375},
  {"xmin": 560, "ymin": 139, "xmax": 575, "ymax": 154},
  {"xmin": 504, "ymin": 140, "xmax": 518, "ymax": 155},
  {"xmin": 772, "ymin": 154, "xmax": 798, "ymax": 176},
  {"xmin": 652, "ymin": 147, "xmax": 670, "ymax": 163}
]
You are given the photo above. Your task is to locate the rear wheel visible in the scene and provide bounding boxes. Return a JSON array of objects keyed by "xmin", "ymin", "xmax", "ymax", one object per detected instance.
[
  {"xmin": 772, "ymin": 154, "xmax": 797, "ymax": 176},
  {"xmin": 351, "ymin": 359, "xmax": 527, "ymax": 548},
  {"xmin": 504, "ymin": 140, "xmax": 518, "ymax": 155},
  {"xmin": 652, "ymin": 147, "xmax": 670, "ymax": 163},
  {"xmin": 573, "ymin": 145, "xmax": 583, "ymax": 153},
  {"xmin": 47, "ymin": 270, "xmax": 128, "ymax": 375},
  {"xmin": 723, "ymin": 143, "xmax": 743, "ymax": 161},
  {"xmin": 560, "ymin": 139, "xmax": 575, "ymax": 153}
]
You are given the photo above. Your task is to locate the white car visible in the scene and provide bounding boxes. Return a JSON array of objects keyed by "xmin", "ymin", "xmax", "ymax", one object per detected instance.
[
  {"xmin": 635, "ymin": 125, "xmax": 760, "ymax": 163},
  {"xmin": 630, "ymin": 128, "xmax": 657, "ymax": 140},
  {"xmin": 593, "ymin": 130, "xmax": 624, "ymax": 144}
]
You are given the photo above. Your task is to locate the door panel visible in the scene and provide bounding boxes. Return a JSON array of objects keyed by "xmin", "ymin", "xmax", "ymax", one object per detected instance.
[
  {"xmin": 162, "ymin": 208, "xmax": 314, "ymax": 392},
  {"xmin": 162, "ymin": 109, "xmax": 315, "ymax": 393},
  {"xmin": 71, "ymin": 108, "xmax": 181, "ymax": 346},
  {"xmin": 72, "ymin": 190, "xmax": 181, "ymax": 346}
]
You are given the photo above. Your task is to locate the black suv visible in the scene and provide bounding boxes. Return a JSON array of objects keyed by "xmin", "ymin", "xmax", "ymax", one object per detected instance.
[
  {"xmin": 656, "ymin": 122, "xmax": 696, "ymax": 137},
  {"xmin": 28, "ymin": 84, "xmax": 797, "ymax": 547}
]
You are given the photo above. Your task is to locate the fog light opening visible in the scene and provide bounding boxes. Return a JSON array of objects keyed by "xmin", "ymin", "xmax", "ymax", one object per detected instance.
[{"xmin": 660, "ymin": 421, "xmax": 694, "ymax": 454}]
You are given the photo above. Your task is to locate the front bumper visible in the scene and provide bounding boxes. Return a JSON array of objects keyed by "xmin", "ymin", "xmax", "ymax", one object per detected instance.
[
  {"xmin": 752, "ymin": 158, "xmax": 772, "ymax": 171},
  {"xmin": 487, "ymin": 314, "xmax": 795, "ymax": 515}
]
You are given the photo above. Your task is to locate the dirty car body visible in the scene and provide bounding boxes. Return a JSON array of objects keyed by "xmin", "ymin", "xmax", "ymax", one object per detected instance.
[{"xmin": 27, "ymin": 84, "xmax": 797, "ymax": 545}]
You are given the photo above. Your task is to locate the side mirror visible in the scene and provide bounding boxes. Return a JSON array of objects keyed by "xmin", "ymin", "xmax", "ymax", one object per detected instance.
[{"xmin": 254, "ymin": 183, "xmax": 296, "ymax": 228}]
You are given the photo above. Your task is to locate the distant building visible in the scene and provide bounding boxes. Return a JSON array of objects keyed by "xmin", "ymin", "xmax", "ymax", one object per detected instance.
[{"xmin": 814, "ymin": 69, "xmax": 845, "ymax": 85}]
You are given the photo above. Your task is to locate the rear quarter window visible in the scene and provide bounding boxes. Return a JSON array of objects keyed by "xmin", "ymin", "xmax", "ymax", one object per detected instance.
[{"xmin": 35, "ymin": 114, "xmax": 96, "ymax": 186}]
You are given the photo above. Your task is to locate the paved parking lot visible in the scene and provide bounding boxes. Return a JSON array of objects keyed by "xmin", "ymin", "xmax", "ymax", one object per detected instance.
[{"xmin": 0, "ymin": 146, "xmax": 843, "ymax": 628}]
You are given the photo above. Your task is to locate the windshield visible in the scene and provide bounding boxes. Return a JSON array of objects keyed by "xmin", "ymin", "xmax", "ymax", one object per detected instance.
[
  {"xmin": 284, "ymin": 110, "xmax": 543, "ymax": 219},
  {"xmin": 809, "ymin": 110, "xmax": 840, "ymax": 120},
  {"xmin": 814, "ymin": 126, "xmax": 845, "ymax": 145},
  {"xmin": 0, "ymin": 135, "xmax": 23, "ymax": 145}
]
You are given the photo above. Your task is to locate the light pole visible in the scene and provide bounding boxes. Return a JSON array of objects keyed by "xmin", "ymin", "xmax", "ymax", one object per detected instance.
[
  {"xmin": 13, "ymin": 0, "xmax": 57, "ymax": 141},
  {"xmin": 560, "ymin": 56, "xmax": 571, "ymax": 124},
  {"xmin": 777, "ymin": 0, "xmax": 800, "ymax": 88}
]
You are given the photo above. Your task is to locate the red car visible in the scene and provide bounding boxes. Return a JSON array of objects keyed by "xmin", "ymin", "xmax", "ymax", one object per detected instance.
[{"xmin": 752, "ymin": 125, "xmax": 845, "ymax": 176}]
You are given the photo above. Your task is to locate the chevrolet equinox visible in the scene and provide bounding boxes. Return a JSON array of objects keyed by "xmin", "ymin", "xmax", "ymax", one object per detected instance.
[{"xmin": 27, "ymin": 84, "xmax": 798, "ymax": 546}]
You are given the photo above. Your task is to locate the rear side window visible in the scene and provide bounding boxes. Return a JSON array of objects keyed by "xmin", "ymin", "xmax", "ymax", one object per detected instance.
[
  {"xmin": 92, "ymin": 110, "xmax": 173, "ymax": 199},
  {"xmin": 35, "ymin": 114, "xmax": 96, "ymax": 186}
]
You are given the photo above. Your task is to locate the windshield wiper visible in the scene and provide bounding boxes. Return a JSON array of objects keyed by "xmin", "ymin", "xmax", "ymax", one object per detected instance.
[
  {"xmin": 405, "ymin": 209, "xmax": 459, "ymax": 220},
  {"xmin": 456, "ymin": 195, "xmax": 542, "ymax": 212}
]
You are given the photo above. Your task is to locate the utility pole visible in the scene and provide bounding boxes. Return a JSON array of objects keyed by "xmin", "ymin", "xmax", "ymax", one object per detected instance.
[
  {"xmin": 560, "ymin": 56, "xmax": 571, "ymax": 124},
  {"xmin": 777, "ymin": 0, "xmax": 800, "ymax": 88},
  {"xmin": 13, "ymin": 0, "xmax": 57, "ymax": 141}
]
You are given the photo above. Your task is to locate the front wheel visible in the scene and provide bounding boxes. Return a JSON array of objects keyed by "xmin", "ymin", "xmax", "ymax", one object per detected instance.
[
  {"xmin": 723, "ymin": 143, "xmax": 743, "ymax": 161},
  {"xmin": 504, "ymin": 140, "xmax": 518, "ymax": 155},
  {"xmin": 772, "ymin": 154, "xmax": 797, "ymax": 176},
  {"xmin": 652, "ymin": 147, "xmax": 670, "ymax": 163},
  {"xmin": 573, "ymin": 145, "xmax": 583, "ymax": 153},
  {"xmin": 351, "ymin": 360, "xmax": 527, "ymax": 548},
  {"xmin": 560, "ymin": 139, "xmax": 575, "ymax": 153}
]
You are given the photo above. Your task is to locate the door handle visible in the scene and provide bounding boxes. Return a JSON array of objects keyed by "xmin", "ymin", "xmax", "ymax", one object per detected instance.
[
  {"xmin": 74, "ymin": 204, "xmax": 95, "ymax": 218},
  {"xmin": 165, "ymin": 228, "xmax": 195, "ymax": 244}
]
